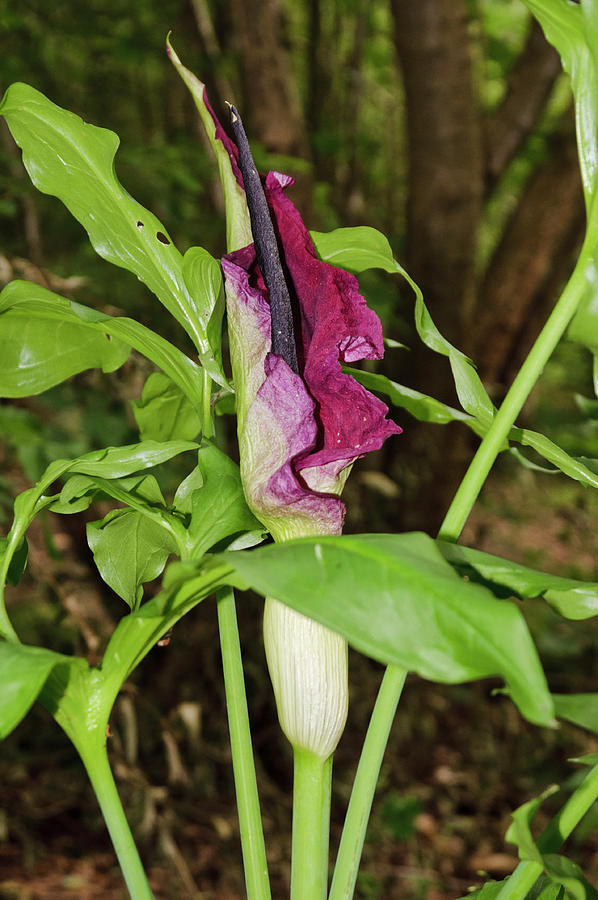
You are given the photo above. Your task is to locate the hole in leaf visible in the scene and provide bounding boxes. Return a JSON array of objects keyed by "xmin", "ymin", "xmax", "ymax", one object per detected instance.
[
  {"xmin": 156, "ymin": 231, "xmax": 170, "ymax": 245},
  {"xmin": 136, "ymin": 220, "xmax": 144, "ymax": 229}
]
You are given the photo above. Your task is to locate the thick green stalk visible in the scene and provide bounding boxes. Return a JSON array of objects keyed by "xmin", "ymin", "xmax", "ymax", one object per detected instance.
[
  {"xmin": 495, "ymin": 762, "xmax": 598, "ymax": 900},
  {"xmin": 217, "ymin": 588, "xmax": 272, "ymax": 900},
  {"xmin": 439, "ymin": 237, "xmax": 594, "ymax": 542},
  {"xmin": 79, "ymin": 736, "xmax": 154, "ymax": 900},
  {"xmin": 291, "ymin": 749, "xmax": 333, "ymax": 900},
  {"xmin": 205, "ymin": 355, "xmax": 270, "ymax": 898},
  {"xmin": 329, "ymin": 666, "xmax": 407, "ymax": 900}
]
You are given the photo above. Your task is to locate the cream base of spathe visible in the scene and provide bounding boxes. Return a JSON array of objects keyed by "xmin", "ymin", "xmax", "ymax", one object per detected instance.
[{"xmin": 263, "ymin": 597, "xmax": 348, "ymax": 761}]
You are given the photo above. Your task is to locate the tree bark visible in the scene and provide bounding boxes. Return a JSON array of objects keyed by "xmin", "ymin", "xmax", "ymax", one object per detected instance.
[
  {"xmin": 484, "ymin": 19, "xmax": 561, "ymax": 191},
  {"xmin": 228, "ymin": 0, "xmax": 313, "ymax": 215},
  {"xmin": 390, "ymin": 0, "xmax": 484, "ymax": 344},
  {"xmin": 475, "ymin": 133, "xmax": 585, "ymax": 389}
]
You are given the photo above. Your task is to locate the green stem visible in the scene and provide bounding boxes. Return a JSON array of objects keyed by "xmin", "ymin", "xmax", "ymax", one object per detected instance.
[
  {"xmin": 217, "ymin": 588, "xmax": 272, "ymax": 900},
  {"xmin": 329, "ymin": 666, "xmax": 407, "ymax": 900},
  {"xmin": 495, "ymin": 762, "xmax": 598, "ymax": 900},
  {"xmin": 291, "ymin": 748, "xmax": 333, "ymax": 900},
  {"xmin": 0, "ymin": 603, "xmax": 19, "ymax": 642},
  {"xmin": 79, "ymin": 735, "xmax": 154, "ymax": 900},
  {"xmin": 438, "ymin": 237, "xmax": 594, "ymax": 542}
]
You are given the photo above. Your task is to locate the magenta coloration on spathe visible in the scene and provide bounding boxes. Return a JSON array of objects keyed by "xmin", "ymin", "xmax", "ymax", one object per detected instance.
[{"xmin": 210, "ymin": 97, "xmax": 400, "ymax": 535}]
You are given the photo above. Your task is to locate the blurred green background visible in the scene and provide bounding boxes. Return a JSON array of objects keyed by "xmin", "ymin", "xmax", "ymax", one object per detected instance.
[{"xmin": 2, "ymin": 0, "xmax": 598, "ymax": 897}]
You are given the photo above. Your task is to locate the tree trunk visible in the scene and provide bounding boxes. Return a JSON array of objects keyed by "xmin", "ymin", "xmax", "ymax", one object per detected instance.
[
  {"xmin": 228, "ymin": 0, "xmax": 313, "ymax": 216},
  {"xmin": 386, "ymin": 0, "xmax": 484, "ymax": 533},
  {"xmin": 390, "ymin": 0, "xmax": 484, "ymax": 344},
  {"xmin": 484, "ymin": 19, "xmax": 562, "ymax": 190},
  {"xmin": 475, "ymin": 133, "xmax": 585, "ymax": 389}
]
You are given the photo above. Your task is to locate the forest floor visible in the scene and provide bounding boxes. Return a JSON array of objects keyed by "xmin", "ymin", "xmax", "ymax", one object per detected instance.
[{"xmin": 2, "ymin": 457, "xmax": 598, "ymax": 899}]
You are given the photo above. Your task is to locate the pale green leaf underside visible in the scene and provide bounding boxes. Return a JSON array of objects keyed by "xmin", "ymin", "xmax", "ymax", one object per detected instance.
[
  {"xmin": 217, "ymin": 532, "xmax": 554, "ymax": 727},
  {"xmin": 0, "ymin": 642, "xmax": 69, "ymax": 739}
]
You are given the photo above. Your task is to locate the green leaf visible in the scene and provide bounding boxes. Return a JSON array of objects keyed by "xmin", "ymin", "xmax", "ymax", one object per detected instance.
[
  {"xmin": 167, "ymin": 39, "xmax": 252, "ymax": 253},
  {"xmin": 553, "ymin": 694, "xmax": 598, "ymax": 734},
  {"xmin": 0, "ymin": 288, "xmax": 129, "ymax": 397},
  {"xmin": 526, "ymin": 4, "xmax": 598, "ymax": 353},
  {"xmin": 510, "ymin": 427, "xmax": 598, "ymax": 490},
  {"xmin": 455, "ymin": 877, "xmax": 558, "ymax": 900},
  {"xmin": 344, "ymin": 366, "xmax": 483, "ymax": 430},
  {"xmin": 535, "ymin": 885, "xmax": 565, "ymax": 900},
  {"xmin": 100, "ymin": 556, "xmax": 233, "ymax": 685},
  {"xmin": 0, "ymin": 442, "xmax": 197, "ymax": 633},
  {"xmin": 0, "ymin": 281, "xmax": 205, "ymax": 412},
  {"xmin": 0, "ymin": 82, "xmax": 227, "ymax": 386},
  {"xmin": 175, "ymin": 443, "xmax": 265, "ymax": 557},
  {"xmin": 544, "ymin": 854, "xmax": 598, "ymax": 900},
  {"xmin": 310, "ymin": 226, "xmax": 399, "ymax": 274},
  {"xmin": 182, "ymin": 246, "xmax": 225, "ymax": 375},
  {"xmin": 0, "ymin": 642, "xmax": 69, "ymax": 739},
  {"xmin": 311, "ymin": 231, "xmax": 598, "ymax": 489},
  {"xmin": 454, "ymin": 882, "xmax": 510, "ymax": 900},
  {"xmin": 506, "ymin": 786, "xmax": 560, "ymax": 865},
  {"xmin": 132, "ymin": 372, "xmax": 202, "ymax": 442},
  {"xmin": 311, "ymin": 226, "xmax": 495, "ymax": 426},
  {"xmin": 88, "ymin": 508, "xmax": 177, "ymax": 609},
  {"xmin": 438, "ymin": 541, "xmax": 598, "ymax": 620},
  {"xmin": 521, "ymin": 1, "xmax": 593, "ymax": 200},
  {"xmin": 0, "ymin": 537, "xmax": 28, "ymax": 586},
  {"xmin": 217, "ymin": 532, "xmax": 555, "ymax": 726}
]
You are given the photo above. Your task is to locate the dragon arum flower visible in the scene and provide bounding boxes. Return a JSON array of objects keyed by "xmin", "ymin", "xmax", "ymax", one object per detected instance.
[{"xmin": 169, "ymin": 46, "xmax": 400, "ymax": 759}]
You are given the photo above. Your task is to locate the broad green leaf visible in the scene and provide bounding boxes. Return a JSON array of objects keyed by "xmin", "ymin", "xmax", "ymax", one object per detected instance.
[
  {"xmin": 511, "ymin": 427, "xmax": 598, "ymax": 490},
  {"xmin": 522, "ymin": 1, "xmax": 593, "ymax": 201},
  {"xmin": 0, "ymin": 301, "xmax": 129, "ymax": 397},
  {"xmin": 527, "ymin": 3, "xmax": 598, "ymax": 353},
  {"xmin": 455, "ymin": 878, "xmax": 558, "ymax": 900},
  {"xmin": 310, "ymin": 226, "xmax": 399, "ymax": 274},
  {"xmin": 344, "ymin": 366, "xmax": 484, "ymax": 431},
  {"xmin": 88, "ymin": 508, "xmax": 177, "ymax": 609},
  {"xmin": 535, "ymin": 885, "xmax": 565, "ymax": 900},
  {"xmin": 167, "ymin": 39, "xmax": 252, "ymax": 253},
  {"xmin": 218, "ymin": 532, "xmax": 555, "ymax": 726},
  {"xmin": 0, "ymin": 281, "xmax": 205, "ymax": 412},
  {"xmin": 311, "ymin": 226, "xmax": 495, "ymax": 426},
  {"xmin": 182, "ymin": 246, "xmax": 225, "ymax": 375},
  {"xmin": 0, "ymin": 642, "xmax": 69, "ymax": 740},
  {"xmin": 506, "ymin": 786, "xmax": 559, "ymax": 865},
  {"xmin": 175, "ymin": 443, "xmax": 265, "ymax": 557},
  {"xmin": 61, "ymin": 440, "xmax": 198, "ymax": 479},
  {"xmin": 438, "ymin": 541, "xmax": 598, "ymax": 620},
  {"xmin": 311, "ymin": 231, "xmax": 598, "ymax": 489},
  {"xmin": 0, "ymin": 82, "xmax": 226, "ymax": 385},
  {"xmin": 553, "ymin": 694, "xmax": 598, "ymax": 734},
  {"xmin": 100, "ymin": 556, "xmax": 233, "ymax": 684},
  {"xmin": 544, "ymin": 855, "xmax": 598, "ymax": 900},
  {"xmin": 132, "ymin": 372, "xmax": 202, "ymax": 442},
  {"xmin": 0, "ymin": 442, "xmax": 197, "ymax": 630}
]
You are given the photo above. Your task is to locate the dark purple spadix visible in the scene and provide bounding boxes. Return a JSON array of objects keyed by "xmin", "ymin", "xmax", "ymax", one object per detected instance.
[{"xmin": 228, "ymin": 104, "xmax": 299, "ymax": 374}]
